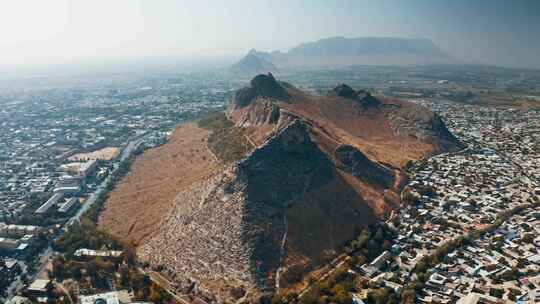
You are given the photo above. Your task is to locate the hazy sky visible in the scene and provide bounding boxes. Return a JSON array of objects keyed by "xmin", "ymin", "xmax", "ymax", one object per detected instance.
[{"xmin": 1, "ymin": 0, "xmax": 540, "ymax": 71}]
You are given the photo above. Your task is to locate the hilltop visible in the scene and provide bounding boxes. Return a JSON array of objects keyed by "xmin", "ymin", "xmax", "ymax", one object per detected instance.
[{"xmin": 100, "ymin": 74, "xmax": 462, "ymax": 302}]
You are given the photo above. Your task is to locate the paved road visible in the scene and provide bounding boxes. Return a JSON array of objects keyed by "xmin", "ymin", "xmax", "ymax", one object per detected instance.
[
  {"xmin": 4, "ymin": 137, "xmax": 145, "ymax": 301},
  {"xmin": 66, "ymin": 137, "xmax": 143, "ymax": 228}
]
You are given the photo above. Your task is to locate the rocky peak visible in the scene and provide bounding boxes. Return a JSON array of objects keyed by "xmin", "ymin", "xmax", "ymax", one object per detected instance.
[
  {"xmin": 327, "ymin": 83, "xmax": 359, "ymax": 99},
  {"xmin": 327, "ymin": 84, "xmax": 382, "ymax": 109},
  {"xmin": 231, "ymin": 73, "xmax": 289, "ymax": 110},
  {"xmin": 230, "ymin": 51, "xmax": 278, "ymax": 77},
  {"xmin": 359, "ymin": 92, "xmax": 382, "ymax": 108},
  {"xmin": 250, "ymin": 73, "xmax": 289, "ymax": 100}
]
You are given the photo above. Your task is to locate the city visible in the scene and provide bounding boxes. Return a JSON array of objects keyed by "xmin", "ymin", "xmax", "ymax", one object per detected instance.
[
  {"xmin": 369, "ymin": 100, "xmax": 540, "ymax": 303},
  {"xmin": 1, "ymin": 1, "xmax": 540, "ymax": 302},
  {"xmin": 2, "ymin": 66, "xmax": 540, "ymax": 303},
  {"xmin": 0, "ymin": 74, "xmax": 230, "ymax": 303}
]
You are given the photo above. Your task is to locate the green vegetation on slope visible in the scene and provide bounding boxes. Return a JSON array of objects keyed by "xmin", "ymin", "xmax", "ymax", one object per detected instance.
[
  {"xmin": 198, "ymin": 112, "xmax": 254, "ymax": 162},
  {"xmin": 272, "ymin": 224, "xmax": 398, "ymax": 304},
  {"xmin": 51, "ymin": 214, "xmax": 171, "ymax": 303}
]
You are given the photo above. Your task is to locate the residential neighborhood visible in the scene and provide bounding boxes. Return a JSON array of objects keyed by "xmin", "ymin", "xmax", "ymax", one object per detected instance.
[
  {"xmin": 361, "ymin": 100, "xmax": 540, "ymax": 303},
  {"xmin": 0, "ymin": 75, "xmax": 232, "ymax": 303}
]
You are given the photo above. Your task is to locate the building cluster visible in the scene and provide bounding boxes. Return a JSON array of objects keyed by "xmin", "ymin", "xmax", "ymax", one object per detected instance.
[
  {"xmin": 0, "ymin": 74, "xmax": 232, "ymax": 302},
  {"xmin": 0, "ymin": 223, "xmax": 41, "ymax": 255},
  {"xmin": 366, "ymin": 100, "xmax": 540, "ymax": 303},
  {"xmin": 0, "ymin": 75, "xmax": 229, "ymax": 221},
  {"xmin": 20, "ymin": 283, "xmax": 141, "ymax": 304}
]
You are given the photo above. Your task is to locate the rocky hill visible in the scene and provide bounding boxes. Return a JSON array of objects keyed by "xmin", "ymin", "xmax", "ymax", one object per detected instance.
[
  {"xmin": 104, "ymin": 74, "xmax": 462, "ymax": 302},
  {"xmin": 231, "ymin": 36, "xmax": 452, "ymax": 74},
  {"xmin": 230, "ymin": 49, "xmax": 279, "ymax": 76}
]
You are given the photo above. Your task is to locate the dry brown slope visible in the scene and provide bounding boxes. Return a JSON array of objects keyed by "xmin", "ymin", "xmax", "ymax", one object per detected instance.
[
  {"xmin": 278, "ymin": 88, "xmax": 457, "ymax": 167},
  {"xmin": 98, "ymin": 123, "xmax": 219, "ymax": 245}
]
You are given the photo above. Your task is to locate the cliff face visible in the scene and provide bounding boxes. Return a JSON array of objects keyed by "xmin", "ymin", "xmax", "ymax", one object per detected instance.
[{"xmin": 135, "ymin": 74, "xmax": 462, "ymax": 302}]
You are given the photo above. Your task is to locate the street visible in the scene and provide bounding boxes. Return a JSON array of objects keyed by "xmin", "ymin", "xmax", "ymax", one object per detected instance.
[{"xmin": 3, "ymin": 137, "xmax": 145, "ymax": 302}]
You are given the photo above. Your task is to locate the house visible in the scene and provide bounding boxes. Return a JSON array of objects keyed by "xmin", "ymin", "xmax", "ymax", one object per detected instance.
[
  {"xmin": 80, "ymin": 292, "xmax": 120, "ymax": 304},
  {"xmin": 456, "ymin": 292, "xmax": 513, "ymax": 304},
  {"xmin": 370, "ymin": 251, "xmax": 392, "ymax": 270},
  {"xmin": 79, "ymin": 159, "xmax": 98, "ymax": 177},
  {"xmin": 27, "ymin": 279, "xmax": 52, "ymax": 294},
  {"xmin": 74, "ymin": 248, "xmax": 122, "ymax": 258},
  {"xmin": 6, "ymin": 296, "xmax": 32, "ymax": 304},
  {"xmin": 351, "ymin": 292, "xmax": 367, "ymax": 304},
  {"xmin": 58, "ymin": 197, "xmax": 79, "ymax": 213},
  {"xmin": 0, "ymin": 237, "xmax": 20, "ymax": 251},
  {"xmin": 79, "ymin": 290, "xmax": 133, "ymax": 304},
  {"xmin": 35, "ymin": 192, "xmax": 64, "ymax": 214}
]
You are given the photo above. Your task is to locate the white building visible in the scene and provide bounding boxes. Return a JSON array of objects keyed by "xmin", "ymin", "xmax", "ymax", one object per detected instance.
[
  {"xmin": 35, "ymin": 192, "xmax": 64, "ymax": 214},
  {"xmin": 79, "ymin": 290, "xmax": 133, "ymax": 304}
]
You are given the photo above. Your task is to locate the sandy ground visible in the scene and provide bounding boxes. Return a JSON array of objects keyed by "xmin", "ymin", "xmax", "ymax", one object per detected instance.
[
  {"xmin": 98, "ymin": 123, "xmax": 219, "ymax": 246},
  {"xmin": 69, "ymin": 147, "xmax": 120, "ymax": 161}
]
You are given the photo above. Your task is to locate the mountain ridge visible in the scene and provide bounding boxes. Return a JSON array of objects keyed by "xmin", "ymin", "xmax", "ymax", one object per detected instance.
[{"xmin": 231, "ymin": 36, "xmax": 453, "ymax": 75}]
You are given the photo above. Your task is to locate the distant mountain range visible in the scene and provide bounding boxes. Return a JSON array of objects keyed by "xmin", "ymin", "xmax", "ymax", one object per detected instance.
[
  {"xmin": 230, "ymin": 36, "xmax": 453, "ymax": 75},
  {"xmin": 230, "ymin": 49, "xmax": 278, "ymax": 75}
]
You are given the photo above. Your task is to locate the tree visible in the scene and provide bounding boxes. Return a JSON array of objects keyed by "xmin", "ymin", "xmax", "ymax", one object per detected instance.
[
  {"xmin": 401, "ymin": 289, "xmax": 416, "ymax": 304},
  {"xmin": 402, "ymin": 190, "xmax": 418, "ymax": 206},
  {"xmin": 522, "ymin": 234, "xmax": 534, "ymax": 244},
  {"xmin": 70, "ymin": 264, "xmax": 82, "ymax": 281},
  {"xmin": 52, "ymin": 258, "xmax": 66, "ymax": 282},
  {"xmin": 415, "ymin": 259, "xmax": 428, "ymax": 274},
  {"xmin": 490, "ymin": 288, "xmax": 504, "ymax": 299},
  {"xmin": 332, "ymin": 290, "xmax": 352, "ymax": 304},
  {"xmin": 369, "ymin": 288, "xmax": 390, "ymax": 304}
]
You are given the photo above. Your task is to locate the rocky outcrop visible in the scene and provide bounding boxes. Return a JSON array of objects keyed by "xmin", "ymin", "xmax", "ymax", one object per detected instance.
[
  {"xmin": 360, "ymin": 92, "xmax": 382, "ymax": 108},
  {"xmin": 238, "ymin": 120, "xmax": 334, "ymax": 209},
  {"xmin": 327, "ymin": 85, "xmax": 382, "ymax": 110},
  {"xmin": 230, "ymin": 73, "xmax": 289, "ymax": 110},
  {"xmin": 236, "ymin": 119, "xmax": 335, "ymax": 285},
  {"xmin": 327, "ymin": 84, "xmax": 359, "ymax": 99},
  {"xmin": 387, "ymin": 104, "xmax": 464, "ymax": 151},
  {"xmin": 235, "ymin": 99, "xmax": 281, "ymax": 128},
  {"xmin": 230, "ymin": 50, "xmax": 278, "ymax": 76}
]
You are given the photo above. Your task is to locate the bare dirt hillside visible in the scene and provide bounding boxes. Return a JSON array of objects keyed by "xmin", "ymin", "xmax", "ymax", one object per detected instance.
[{"xmin": 98, "ymin": 123, "xmax": 219, "ymax": 246}]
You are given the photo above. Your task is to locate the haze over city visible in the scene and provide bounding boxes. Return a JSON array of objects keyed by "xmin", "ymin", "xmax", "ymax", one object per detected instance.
[{"xmin": 1, "ymin": 0, "xmax": 540, "ymax": 74}]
